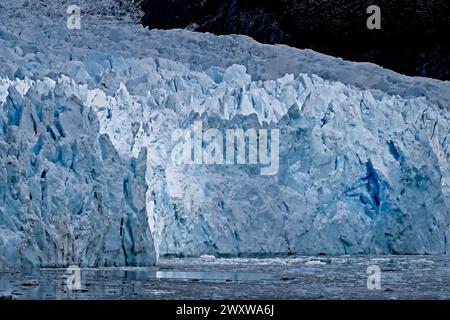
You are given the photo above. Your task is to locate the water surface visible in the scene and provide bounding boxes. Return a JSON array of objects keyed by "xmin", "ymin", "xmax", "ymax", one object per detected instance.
[{"xmin": 1, "ymin": 256, "xmax": 450, "ymax": 299}]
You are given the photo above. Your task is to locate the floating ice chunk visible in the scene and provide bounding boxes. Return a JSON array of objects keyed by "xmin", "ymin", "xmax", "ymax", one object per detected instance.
[
  {"xmin": 305, "ymin": 260, "xmax": 327, "ymax": 266},
  {"xmin": 200, "ymin": 255, "xmax": 216, "ymax": 261}
]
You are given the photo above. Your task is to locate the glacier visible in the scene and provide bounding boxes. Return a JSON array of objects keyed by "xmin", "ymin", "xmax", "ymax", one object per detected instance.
[
  {"xmin": 0, "ymin": 0, "xmax": 449, "ymax": 266},
  {"xmin": 90, "ymin": 67, "xmax": 450, "ymax": 256},
  {"xmin": 0, "ymin": 76, "xmax": 156, "ymax": 269}
]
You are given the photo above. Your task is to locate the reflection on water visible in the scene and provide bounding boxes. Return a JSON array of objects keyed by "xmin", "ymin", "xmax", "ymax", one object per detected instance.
[
  {"xmin": 155, "ymin": 271, "xmax": 273, "ymax": 281},
  {"xmin": 1, "ymin": 256, "xmax": 450, "ymax": 299},
  {"xmin": 0, "ymin": 266, "xmax": 274, "ymax": 300}
]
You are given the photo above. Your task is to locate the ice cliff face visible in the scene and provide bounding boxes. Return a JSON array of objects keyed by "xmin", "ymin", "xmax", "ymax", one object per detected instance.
[
  {"xmin": 0, "ymin": 77, "xmax": 156, "ymax": 269},
  {"xmin": 88, "ymin": 64, "xmax": 450, "ymax": 256},
  {"xmin": 0, "ymin": 0, "xmax": 449, "ymax": 262}
]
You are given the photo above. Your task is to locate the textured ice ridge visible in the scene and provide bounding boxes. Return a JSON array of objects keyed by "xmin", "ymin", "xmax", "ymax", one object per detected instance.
[
  {"xmin": 87, "ymin": 62, "xmax": 449, "ymax": 256},
  {"xmin": 0, "ymin": 76, "xmax": 156, "ymax": 269},
  {"xmin": 5, "ymin": 57, "xmax": 448, "ymax": 256}
]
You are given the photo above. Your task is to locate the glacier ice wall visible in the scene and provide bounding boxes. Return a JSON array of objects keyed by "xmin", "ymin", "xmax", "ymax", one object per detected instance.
[
  {"xmin": 88, "ymin": 63, "xmax": 450, "ymax": 256},
  {"xmin": 7, "ymin": 63, "xmax": 447, "ymax": 256},
  {"xmin": 0, "ymin": 0, "xmax": 449, "ymax": 260},
  {"xmin": 0, "ymin": 77, "xmax": 156, "ymax": 269}
]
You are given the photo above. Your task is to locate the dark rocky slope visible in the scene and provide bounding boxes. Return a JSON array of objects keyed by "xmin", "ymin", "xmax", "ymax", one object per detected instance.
[{"xmin": 141, "ymin": 0, "xmax": 450, "ymax": 80}]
